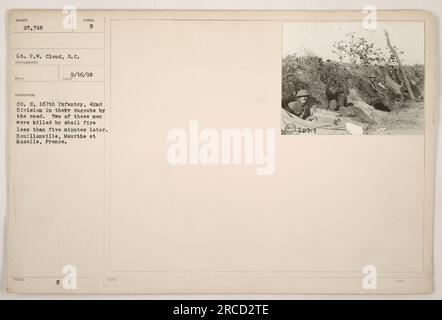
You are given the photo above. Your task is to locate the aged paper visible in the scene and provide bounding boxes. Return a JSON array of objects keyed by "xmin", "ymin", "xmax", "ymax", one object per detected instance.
[{"xmin": 7, "ymin": 10, "xmax": 437, "ymax": 294}]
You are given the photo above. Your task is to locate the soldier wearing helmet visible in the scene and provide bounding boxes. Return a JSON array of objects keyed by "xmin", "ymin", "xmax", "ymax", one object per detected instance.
[
  {"xmin": 360, "ymin": 72, "xmax": 391, "ymax": 112},
  {"xmin": 287, "ymin": 89, "xmax": 314, "ymax": 120}
]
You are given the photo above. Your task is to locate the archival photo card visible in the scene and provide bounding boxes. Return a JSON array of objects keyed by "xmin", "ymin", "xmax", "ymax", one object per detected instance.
[{"xmin": 6, "ymin": 10, "xmax": 437, "ymax": 294}]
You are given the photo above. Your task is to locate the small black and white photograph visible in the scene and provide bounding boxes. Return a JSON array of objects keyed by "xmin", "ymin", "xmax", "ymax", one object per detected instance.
[{"xmin": 281, "ymin": 22, "xmax": 425, "ymax": 135}]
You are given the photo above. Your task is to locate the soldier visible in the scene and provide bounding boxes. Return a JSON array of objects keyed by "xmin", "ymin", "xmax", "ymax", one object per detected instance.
[
  {"xmin": 326, "ymin": 85, "xmax": 348, "ymax": 111},
  {"xmin": 287, "ymin": 89, "xmax": 314, "ymax": 120},
  {"xmin": 360, "ymin": 73, "xmax": 391, "ymax": 112},
  {"xmin": 336, "ymin": 103, "xmax": 377, "ymax": 124},
  {"xmin": 389, "ymin": 66, "xmax": 423, "ymax": 101}
]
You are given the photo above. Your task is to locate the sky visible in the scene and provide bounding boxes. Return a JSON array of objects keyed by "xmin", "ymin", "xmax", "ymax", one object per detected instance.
[{"xmin": 282, "ymin": 21, "xmax": 424, "ymax": 65}]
